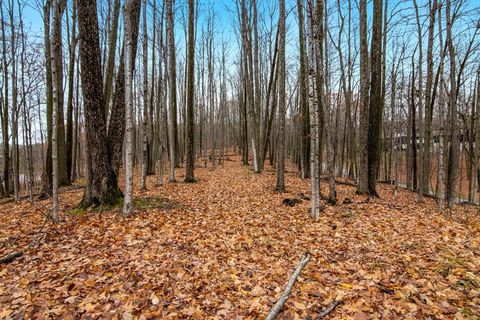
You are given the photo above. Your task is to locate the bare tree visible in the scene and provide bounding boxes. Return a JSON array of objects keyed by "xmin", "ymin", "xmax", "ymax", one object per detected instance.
[
  {"xmin": 123, "ymin": 0, "xmax": 137, "ymax": 215},
  {"xmin": 356, "ymin": 0, "xmax": 369, "ymax": 194},
  {"xmin": 77, "ymin": 0, "xmax": 122, "ymax": 208},
  {"xmin": 185, "ymin": 0, "xmax": 196, "ymax": 182},
  {"xmin": 140, "ymin": 0, "xmax": 148, "ymax": 191},
  {"xmin": 445, "ymin": 0, "xmax": 458, "ymax": 208},
  {"xmin": 366, "ymin": 0, "xmax": 383, "ymax": 196},
  {"xmin": 166, "ymin": 0, "xmax": 177, "ymax": 182},
  {"xmin": 276, "ymin": 0, "xmax": 286, "ymax": 192}
]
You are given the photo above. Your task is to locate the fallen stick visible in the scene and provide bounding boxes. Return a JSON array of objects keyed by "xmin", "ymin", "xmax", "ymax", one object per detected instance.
[
  {"xmin": 0, "ymin": 211, "xmax": 50, "ymax": 265},
  {"xmin": 0, "ymin": 251, "xmax": 23, "ymax": 264},
  {"xmin": 265, "ymin": 252, "xmax": 311, "ymax": 320},
  {"xmin": 317, "ymin": 300, "xmax": 342, "ymax": 319}
]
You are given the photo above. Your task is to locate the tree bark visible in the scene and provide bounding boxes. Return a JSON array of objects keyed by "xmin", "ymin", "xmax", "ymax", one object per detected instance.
[
  {"xmin": 66, "ymin": 0, "xmax": 77, "ymax": 184},
  {"xmin": 366, "ymin": 0, "xmax": 383, "ymax": 196},
  {"xmin": 107, "ymin": 0, "xmax": 140, "ymax": 177},
  {"xmin": 77, "ymin": 0, "xmax": 122, "ymax": 208},
  {"xmin": 276, "ymin": 0, "xmax": 286, "ymax": 192},
  {"xmin": 123, "ymin": 0, "xmax": 136, "ymax": 215},
  {"xmin": 297, "ymin": 0, "xmax": 310, "ymax": 180},
  {"xmin": 166, "ymin": 0, "xmax": 177, "ymax": 181},
  {"xmin": 357, "ymin": 0, "xmax": 369, "ymax": 194},
  {"xmin": 445, "ymin": 0, "xmax": 459, "ymax": 208},
  {"xmin": 185, "ymin": 0, "xmax": 196, "ymax": 182}
]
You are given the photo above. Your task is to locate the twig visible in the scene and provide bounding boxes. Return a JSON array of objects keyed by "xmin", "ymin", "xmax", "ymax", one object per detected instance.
[
  {"xmin": 265, "ymin": 252, "xmax": 311, "ymax": 320},
  {"xmin": 0, "ymin": 210, "xmax": 51, "ymax": 265},
  {"xmin": 317, "ymin": 300, "xmax": 342, "ymax": 319},
  {"xmin": 0, "ymin": 251, "xmax": 23, "ymax": 264}
]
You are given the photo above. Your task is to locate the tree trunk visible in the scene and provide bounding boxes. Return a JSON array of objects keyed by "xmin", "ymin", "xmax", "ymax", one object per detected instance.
[
  {"xmin": 123, "ymin": 0, "xmax": 137, "ymax": 215},
  {"xmin": 185, "ymin": 0, "xmax": 196, "ymax": 182},
  {"xmin": 140, "ymin": 0, "xmax": 148, "ymax": 191},
  {"xmin": 51, "ymin": 0, "xmax": 69, "ymax": 187},
  {"xmin": 413, "ymin": 0, "xmax": 424, "ymax": 201},
  {"xmin": 357, "ymin": 0, "xmax": 369, "ymax": 194},
  {"xmin": 77, "ymin": 0, "xmax": 122, "ymax": 208},
  {"xmin": 107, "ymin": 0, "xmax": 140, "ymax": 177},
  {"xmin": 445, "ymin": 0, "xmax": 458, "ymax": 208},
  {"xmin": 297, "ymin": 0, "xmax": 310, "ymax": 179},
  {"xmin": 307, "ymin": 0, "xmax": 321, "ymax": 220},
  {"xmin": 51, "ymin": 0, "xmax": 62, "ymax": 221},
  {"xmin": 104, "ymin": 0, "xmax": 120, "ymax": 114},
  {"xmin": 276, "ymin": 0, "xmax": 286, "ymax": 192},
  {"xmin": 66, "ymin": 0, "xmax": 77, "ymax": 184},
  {"xmin": 166, "ymin": 0, "xmax": 177, "ymax": 181},
  {"xmin": 423, "ymin": 0, "xmax": 437, "ymax": 197},
  {"xmin": 366, "ymin": 0, "xmax": 383, "ymax": 196}
]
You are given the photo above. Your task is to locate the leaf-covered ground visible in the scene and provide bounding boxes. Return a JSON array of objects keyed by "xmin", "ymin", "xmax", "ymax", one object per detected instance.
[{"xmin": 1, "ymin": 157, "xmax": 480, "ymax": 319}]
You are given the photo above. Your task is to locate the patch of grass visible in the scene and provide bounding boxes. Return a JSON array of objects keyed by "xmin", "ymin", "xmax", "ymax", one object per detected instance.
[
  {"xmin": 69, "ymin": 196, "xmax": 123, "ymax": 215},
  {"xmin": 133, "ymin": 197, "xmax": 186, "ymax": 211},
  {"xmin": 404, "ymin": 242, "xmax": 424, "ymax": 250},
  {"xmin": 67, "ymin": 207, "xmax": 87, "ymax": 216},
  {"xmin": 67, "ymin": 197, "xmax": 185, "ymax": 215},
  {"xmin": 435, "ymin": 254, "xmax": 468, "ymax": 277},
  {"xmin": 340, "ymin": 209, "xmax": 353, "ymax": 218},
  {"xmin": 445, "ymin": 255, "xmax": 467, "ymax": 268},
  {"xmin": 262, "ymin": 237, "xmax": 274, "ymax": 249}
]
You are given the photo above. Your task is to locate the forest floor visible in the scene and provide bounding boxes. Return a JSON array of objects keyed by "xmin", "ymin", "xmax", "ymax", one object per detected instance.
[{"xmin": 1, "ymin": 156, "xmax": 480, "ymax": 319}]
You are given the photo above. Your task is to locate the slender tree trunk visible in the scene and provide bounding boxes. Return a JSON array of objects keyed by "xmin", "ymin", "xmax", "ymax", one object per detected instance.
[
  {"xmin": 185, "ymin": 0, "xmax": 196, "ymax": 182},
  {"xmin": 413, "ymin": 0, "xmax": 424, "ymax": 201},
  {"xmin": 366, "ymin": 0, "xmax": 383, "ymax": 196},
  {"xmin": 8, "ymin": 0, "xmax": 19, "ymax": 201},
  {"xmin": 66, "ymin": 0, "xmax": 77, "ymax": 184},
  {"xmin": 166, "ymin": 0, "xmax": 177, "ymax": 181},
  {"xmin": 276, "ymin": 0, "xmax": 286, "ymax": 192},
  {"xmin": 107, "ymin": 1, "xmax": 140, "ymax": 177},
  {"xmin": 297, "ymin": 0, "xmax": 310, "ymax": 179},
  {"xmin": 323, "ymin": 0, "xmax": 336, "ymax": 204},
  {"xmin": 42, "ymin": 0, "xmax": 53, "ymax": 194},
  {"xmin": 50, "ymin": 0, "xmax": 69, "ymax": 187},
  {"xmin": 357, "ymin": 0, "xmax": 369, "ymax": 194},
  {"xmin": 140, "ymin": 0, "xmax": 148, "ymax": 191},
  {"xmin": 123, "ymin": 0, "xmax": 136, "ymax": 215},
  {"xmin": 104, "ymin": 0, "xmax": 120, "ymax": 114},
  {"xmin": 51, "ymin": 0, "xmax": 62, "ymax": 221},
  {"xmin": 445, "ymin": 0, "xmax": 458, "ymax": 208},
  {"xmin": 307, "ymin": 0, "xmax": 321, "ymax": 220},
  {"xmin": 0, "ymin": 0, "xmax": 7, "ymax": 197},
  {"xmin": 437, "ymin": 4, "xmax": 446, "ymax": 210},
  {"xmin": 423, "ymin": 0, "xmax": 437, "ymax": 197}
]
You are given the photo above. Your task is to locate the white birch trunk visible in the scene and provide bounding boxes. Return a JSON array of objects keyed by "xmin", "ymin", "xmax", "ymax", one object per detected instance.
[
  {"xmin": 307, "ymin": 0, "xmax": 321, "ymax": 220},
  {"xmin": 50, "ymin": 0, "xmax": 61, "ymax": 222},
  {"xmin": 123, "ymin": 0, "xmax": 134, "ymax": 215}
]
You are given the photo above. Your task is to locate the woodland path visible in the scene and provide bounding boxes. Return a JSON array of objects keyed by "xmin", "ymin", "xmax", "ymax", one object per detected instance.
[{"xmin": 0, "ymin": 156, "xmax": 479, "ymax": 319}]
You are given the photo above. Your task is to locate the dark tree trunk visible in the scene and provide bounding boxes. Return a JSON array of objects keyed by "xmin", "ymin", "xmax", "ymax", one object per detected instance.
[
  {"xmin": 366, "ymin": 0, "xmax": 383, "ymax": 196},
  {"xmin": 184, "ymin": 0, "xmax": 195, "ymax": 182},
  {"xmin": 66, "ymin": 0, "xmax": 77, "ymax": 183},
  {"xmin": 77, "ymin": 0, "xmax": 122, "ymax": 207},
  {"xmin": 107, "ymin": 0, "xmax": 141, "ymax": 177}
]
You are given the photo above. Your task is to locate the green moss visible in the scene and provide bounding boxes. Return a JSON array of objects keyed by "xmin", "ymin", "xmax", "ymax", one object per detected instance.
[
  {"xmin": 132, "ymin": 197, "xmax": 185, "ymax": 211},
  {"xmin": 67, "ymin": 207, "xmax": 87, "ymax": 216}
]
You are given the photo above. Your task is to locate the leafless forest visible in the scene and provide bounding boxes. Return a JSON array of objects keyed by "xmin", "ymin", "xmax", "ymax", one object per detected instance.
[{"xmin": 0, "ymin": 0, "xmax": 480, "ymax": 318}]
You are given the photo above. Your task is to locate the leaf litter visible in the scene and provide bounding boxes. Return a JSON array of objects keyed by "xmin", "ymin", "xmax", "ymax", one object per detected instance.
[{"xmin": 0, "ymin": 156, "xmax": 479, "ymax": 319}]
